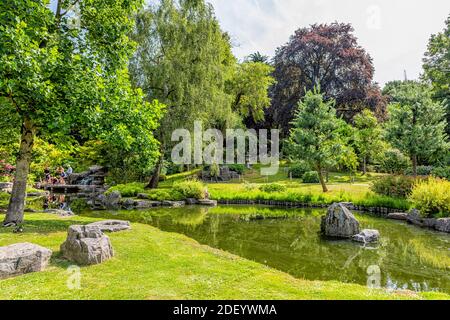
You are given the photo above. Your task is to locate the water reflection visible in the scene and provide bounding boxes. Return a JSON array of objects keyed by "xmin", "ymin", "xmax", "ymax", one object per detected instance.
[{"xmin": 80, "ymin": 205, "xmax": 450, "ymax": 294}]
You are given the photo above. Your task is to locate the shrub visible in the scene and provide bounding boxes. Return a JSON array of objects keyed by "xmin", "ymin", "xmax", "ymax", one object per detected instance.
[
  {"xmin": 145, "ymin": 189, "xmax": 183, "ymax": 201},
  {"xmin": 70, "ymin": 199, "xmax": 90, "ymax": 214},
  {"xmin": 371, "ymin": 175, "xmax": 420, "ymax": 198},
  {"xmin": 405, "ymin": 166, "xmax": 434, "ymax": 176},
  {"xmin": 302, "ymin": 171, "xmax": 320, "ymax": 183},
  {"xmin": 288, "ymin": 162, "xmax": 311, "ymax": 178},
  {"xmin": 377, "ymin": 149, "xmax": 410, "ymax": 174},
  {"xmin": 259, "ymin": 183, "xmax": 287, "ymax": 193},
  {"xmin": 431, "ymin": 166, "xmax": 450, "ymax": 180},
  {"xmin": 228, "ymin": 164, "xmax": 245, "ymax": 174},
  {"xmin": 106, "ymin": 182, "xmax": 145, "ymax": 197},
  {"xmin": 243, "ymin": 181, "xmax": 258, "ymax": 191},
  {"xmin": 409, "ymin": 178, "xmax": 450, "ymax": 217},
  {"xmin": 172, "ymin": 180, "xmax": 206, "ymax": 199}
]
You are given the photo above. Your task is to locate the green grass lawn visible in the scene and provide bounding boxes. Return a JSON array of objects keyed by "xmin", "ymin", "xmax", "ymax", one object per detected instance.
[{"xmin": 1, "ymin": 213, "xmax": 446, "ymax": 300}]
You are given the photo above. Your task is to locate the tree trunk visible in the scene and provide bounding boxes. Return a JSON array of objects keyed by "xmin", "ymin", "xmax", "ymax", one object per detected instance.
[
  {"xmin": 3, "ymin": 119, "xmax": 35, "ymax": 226},
  {"xmin": 146, "ymin": 154, "xmax": 163, "ymax": 189},
  {"xmin": 362, "ymin": 156, "xmax": 367, "ymax": 175},
  {"xmin": 317, "ymin": 165, "xmax": 328, "ymax": 193},
  {"xmin": 412, "ymin": 154, "xmax": 418, "ymax": 177}
]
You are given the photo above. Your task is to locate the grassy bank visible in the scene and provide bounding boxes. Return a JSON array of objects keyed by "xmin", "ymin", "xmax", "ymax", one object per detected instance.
[
  {"xmin": 1, "ymin": 213, "xmax": 445, "ymax": 300},
  {"xmin": 207, "ymin": 183, "xmax": 410, "ymax": 211}
]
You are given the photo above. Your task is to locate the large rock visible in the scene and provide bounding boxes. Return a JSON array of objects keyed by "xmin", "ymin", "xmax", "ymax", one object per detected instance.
[
  {"xmin": 60, "ymin": 225, "xmax": 114, "ymax": 265},
  {"xmin": 0, "ymin": 243, "xmax": 52, "ymax": 279},
  {"xmin": 88, "ymin": 220, "xmax": 131, "ymax": 233},
  {"xmin": 321, "ymin": 203, "xmax": 360, "ymax": 238},
  {"xmin": 352, "ymin": 229, "xmax": 380, "ymax": 243}
]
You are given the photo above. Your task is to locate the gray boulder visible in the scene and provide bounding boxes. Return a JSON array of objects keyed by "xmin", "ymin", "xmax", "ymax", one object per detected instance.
[
  {"xmin": 321, "ymin": 203, "xmax": 360, "ymax": 238},
  {"xmin": 435, "ymin": 218, "xmax": 450, "ymax": 233},
  {"xmin": 104, "ymin": 191, "xmax": 121, "ymax": 210},
  {"xmin": 387, "ymin": 212, "xmax": 408, "ymax": 221},
  {"xmin": 88, "ymin": 220, "xmax": 131, "ymax": 233},
  {"xmin": 185, "ymin": 198, "xmax": 199, "ymax": 205},
  {"xmin": 134, "ymin": 200, "xmax": 162, "ymax": 209},
  {"xmin": 0, "ymin": 243, "xmax": 52, "ymax": 279},
  {"xmin": 44, "ymin": 208, "xmax": 74, "ymax": 216},
  {"xmin": 352, "ymin": 229, "xmax": 380, "ymax": 243},
  {"xmin": 407, "ymin": 209, "xmax": 423, "ymax": 226},
  {"xmin": 121, "ymin": 198, "xmax": 136, "ymax": 210},
  {"xmin": 197, "ymin": 199, "xmax": 218, "ymax": 207},
  {"xmin": 162, "ymin": 200, "xmax": 185, "ymax": 207},
  {"xmin": 60, "ymin": 225, "xmax": 114, "ymax": 265}
]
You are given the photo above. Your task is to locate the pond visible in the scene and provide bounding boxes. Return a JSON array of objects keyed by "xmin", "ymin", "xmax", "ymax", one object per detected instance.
[{"xmin": 80, "ymin": 205, "xmax": 450, "ymax": 294}]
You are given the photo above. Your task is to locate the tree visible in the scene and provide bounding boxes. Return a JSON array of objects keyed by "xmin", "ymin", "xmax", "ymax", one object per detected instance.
[
  {"xmin": 353, "ymin": 109, "xmax": 383, "ymax": 174},
  {"xmin": 227, "ymin": 62, "xmax": 275, "ymax": 124},
  {"xmin": 287, "ymin": 89, "xmax": 345, "ymax": 192},
  {"xmin": 246, "ymin": 51, "xmax": 270, "ymax": 64},
  {"xmin": 130, "ymin": 0, "xmax": 238, "ymax": 189},
  {"xmin": 423, "ymin": 14, "xmax": 450, "ymax": 136},
  {"xmin": 0, "ymin": 0, "xmax": 163, "ymax": 226},
  {"xmin": 384, "ymin": 81, "xmax": 448, "ymax": 176},
  {"xmin": 269, "ymin": 22, "xmax": 387, "ymax": 136}
]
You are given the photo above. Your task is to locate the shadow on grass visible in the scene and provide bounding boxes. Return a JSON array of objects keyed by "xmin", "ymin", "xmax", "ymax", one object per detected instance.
[{"xmin": 0, "ymin": 218, "xmax": 93, "ymax": 235}]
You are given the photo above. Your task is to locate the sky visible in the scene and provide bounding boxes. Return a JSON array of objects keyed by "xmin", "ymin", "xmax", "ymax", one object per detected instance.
[{"xmin": 207, "ymin": 0, "xmax": 450, "ymax": 86}]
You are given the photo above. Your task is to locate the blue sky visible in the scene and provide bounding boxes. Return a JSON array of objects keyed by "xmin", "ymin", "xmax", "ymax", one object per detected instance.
[{"xmin": 208, "ymin": 0, "xmax": 450, "ymax": 86}]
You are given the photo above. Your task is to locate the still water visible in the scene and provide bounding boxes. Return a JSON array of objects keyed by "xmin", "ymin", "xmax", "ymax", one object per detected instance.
[{"xmin": 81, "ymin": 205, "xmax": 450, "ymax": 293}]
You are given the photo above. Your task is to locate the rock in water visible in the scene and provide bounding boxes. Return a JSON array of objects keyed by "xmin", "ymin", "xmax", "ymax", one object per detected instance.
[
  {"xmin": 387, "ymin": 212, "xmax": 408, "ymax": 221},
  {"xmin": 60, "ymin": 225, "xmax": 114, "ymax": 265},
  {"xmin": 352, "ymin": 229, "xmax": 380, "ymax": 243},
  {"xmin": 88, "ymin": 220, "xmax": 131, "ymax": 233},
  {"xmin": 0, "ymin": 243, "xmax": 52, "ymax": 279},
  {"xmin": 321, "ymin": 203, "xmax": 360, "ymax": 238}
]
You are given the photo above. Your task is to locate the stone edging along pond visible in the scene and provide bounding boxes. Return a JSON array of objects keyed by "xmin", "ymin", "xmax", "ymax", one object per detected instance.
[{"xmin": 216, "ymin": 199, "xmax": 450, "ymax": 234}]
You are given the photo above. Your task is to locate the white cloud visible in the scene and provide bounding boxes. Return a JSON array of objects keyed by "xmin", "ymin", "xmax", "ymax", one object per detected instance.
[{"xmin": 208, "ymin": 0, "xmax": 450, "ymax": 85}]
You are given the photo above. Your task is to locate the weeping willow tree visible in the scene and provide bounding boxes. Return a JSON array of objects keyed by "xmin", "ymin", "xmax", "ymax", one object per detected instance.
[{"xmin": 130, "ymin": 0, "xmax": 240, "ymax": 188}]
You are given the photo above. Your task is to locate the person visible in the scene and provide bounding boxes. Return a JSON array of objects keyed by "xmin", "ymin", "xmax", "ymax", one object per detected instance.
[
  {"xmin": 59, "ymin": 167, "xmax": 66, "ymax": 184},
  {"xmin": 66, "ymin": 165, "xmax": 73, "ymax": 176},
  {"xmin": 44, "ymin": 166, "xmax": 51, "ymax": 183}
]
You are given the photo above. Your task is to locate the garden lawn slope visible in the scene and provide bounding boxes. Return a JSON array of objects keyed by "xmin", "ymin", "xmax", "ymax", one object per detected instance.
[{"xmin": 0, "ymin": 214, "xmax": 447, "ymax": 300}]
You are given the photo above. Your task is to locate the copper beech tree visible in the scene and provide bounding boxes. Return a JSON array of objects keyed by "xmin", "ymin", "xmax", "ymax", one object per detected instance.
[{"xmin": 268, "ymin": 23, "xmax": 387, "ymax": 136}]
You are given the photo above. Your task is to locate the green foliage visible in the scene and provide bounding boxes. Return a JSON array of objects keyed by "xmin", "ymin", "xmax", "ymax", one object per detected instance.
[
  {"xmin": 371, "ymin": 175, "xmax": 421, "ymax": 198},
  {"xmin": 227, "ymin": 61, "xmax": 275, "ymax": 122},
  {"xmin": 106, "ymin": 183, "xmax": 145, "ymax": 198},
  {"xmin": 353, "ymin": 109, "xmax": 383, "ymax": 172},
  {"xmin": 70, "ymin": 199, "xmax": 90, "ymax": 214},
  {"xmin": 288, "ymin": 162, "xmax": 311, "ymax": 178},
  {"xmin": 302, "ymin": 171, "xmax": 320, "ymax": 183},
  {"xmin": 210, "ymin": 163, "xmax": 220, "ymax": 178},
  {"xmin": 376, "ymin": 149, "xmax": 411, "ymax": 174},
  {"xmin": 409, "ymin": 178, "xmax": 450, "ymax": 217},
  {"xmin": 384, "ymin": 81, "xmax": 448, "ymax": 168},
  {"xmin": 172, "ymin": 180, "xmax": 206, "ymax": 200},
  {"xmin": 228, "ymin": 164, "xmax": 245, "ymax": 174},
  {"xmin": 405, "ymin": 166, "xmax": 434, "ymax": 177},
  {"xmin": 259, "ymin": 183, "xmax": 287, "ymax": 193},
  {"xmin": 431, "ymin": 166, "xmax": 450, "ymax": 180},
  {"xmin": 130, "ymin": 0, "xmax": 238, "ymax": 150},
  {"xmin": 144, "ymin": 189, "xmax": 183, "ymax": 201},
  {"xmin": 422, "ymin": 15, "xmax": 450, "ymax": 135},
  {"xmin": 288, "ymin": 89, "xmax": 348, "ymax": 191}
]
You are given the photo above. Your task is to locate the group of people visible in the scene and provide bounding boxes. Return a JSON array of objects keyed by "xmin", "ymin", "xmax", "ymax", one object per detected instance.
[{"xmin": 43, "ymin": 165, "xmax": 73, "ymax": 185}]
